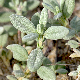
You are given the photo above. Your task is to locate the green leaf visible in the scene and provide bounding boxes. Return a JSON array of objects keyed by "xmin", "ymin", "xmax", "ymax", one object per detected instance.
[
  {"xmin": 13, "ymin": 64, "xmax": 21, "ymax": 71},
  {"xmin": 44, "ymin": 26, "xmax": 69, "ymax": 40},
  {"xmin": 77, "ymin": 65, "xmax": 80, "ymax": 72},
  {"xmin": 54, "ymin": 61, "xmax": 66, "ymax": 70},
  {"xmin": 22, "ymin": 33, "xmax": 38, "ymax": 42},
  {"xmin": 3, "ymin": 25, "xmax": 17, "ymax": 36},
  {"xmin": 37, "ymin": 66, "xmax": 56, "ymax": 80},
  {"xmin": 42, "ymin": 2, "xmax": 55, "ymax": 13},
  {"xmin": 66, "ymin": 40, "xmax": 79, "ymax": 48},
  {"xmin": 0, "ymin": 12, "xmax": 14, "ymax": 23},
  {"xmin": 62, "ymin": 0, "xmax": 75, "ymax": 18},
  {"xmin": 70, "ymin": 16, "xmax": 80, "ymax": 32},
  {"xmin": 63, "ymin": 29, "xmax": 76, "ymax": 40},
  {"xmin": 0, "ymin": 32, "xmax": 8, "ymax": 47},
  {"xmin": 60, "ymin": 0, "xmax": 65, "ymax": 11},
  {"xmin": 39, "ymin": 8, "xmax": 48, "ymax": 27},
  {"xmin": 10, "ymin": 14, "xmax": 36, "ymax": 34},
  {"xmin": 31, "ymin": 12, "xmax": 40, "ymax": 27},
  {"xmin": 27, "ymin": 48, "xmax": 44, "ymax": 72},
  {"xmin": 13, "ymin": 70, "xmax": 24, "ymax": 77},
  {"xmin": 68, "ymin": 71, "xmax": 78, "ymax": 76},
  {"xmin": 56, "ymin": 69, "xmax": 68, "ymax": 74},
  {"xmin": 0, "ymin": 0, "xmax": 5, "ymax": 7},
  {"xmin": 6, "ymin": 44, "xmax": 28, "ymax": 61},
  {"xmin": 27, "ymin": 0, "xmax": 40, "ymax": 11},
  {"xmin": 6, "ymin": 75, "xmax": 17, "ymax": 80},
  {"xmin": 69, "ymin": 49, "xmax": 80, "ymax": 58},
  {"xmin": 42, "ymin": 0, "xmax": 59, "ymax": 14},
  {"xmin": 43, "ymin": 57, "xmax": 52, "ymax": 67},
  {"xmin": 0, "ymin": 27, "xmax": 4, "ymax": 34},
  {"xmin": 53, "ymin": 12, "xmax": 62, "ymax": 20}
]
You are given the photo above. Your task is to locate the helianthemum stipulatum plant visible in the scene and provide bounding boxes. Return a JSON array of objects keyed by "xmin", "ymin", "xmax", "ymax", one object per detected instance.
[{"xmin": 6, "ymin": 0, "xmax": 80, "ymax": 80}]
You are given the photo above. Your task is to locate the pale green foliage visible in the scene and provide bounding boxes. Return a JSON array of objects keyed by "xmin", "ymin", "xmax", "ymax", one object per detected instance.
[
  {"xmin": 53, "ymin": 12, "xmax": 62, "ymax": 20},
  {"xmin": 27, "ymin": 48, "xmax": 44, "ymax": 72},
  {"xmin": 22, "ymin": 33, "xmax": 38, "ymax": 42},
  {"xmin": 68, "ymin": 65, "xmax": 80, "ymax": 79},
  {"xmin": 6, "ymin": 75, "xmax": 17, "ymax": 80},
  {"xmin": 0, "ymin": 12, "xmax": 14, "ymax": 23},
  {"xmin": 0, "ymin": 0, "xmax": 5, "ymax": 7},
  {"xmin": 27, "ymin": 0, "xmax": 40, "ymax": 11},
  {"xmin": 63, "ymin": 29, "xmax": 76, "ymax": 40},
  {"xmin": 43, "ymin": 57, "xmax": 52, "ymax": 67},
  {"xmin": 0, "ymin": 27, "xmax": 4, "ymax": 34},
  {"xmin": 69, "ymin": 49, "xmax": 80, "ymax": 58},
  {"xmin": 44, "ymin": 26, "xmax": 69, "ymax": 40},
  {"xmin": 9, "ymin": 0, "xmax": 27, "ymax": 13},
  {"xmin": 3, "ymin": 25, "xmax": 17, "ymax": 36},
  {"xmin": 42, "ymin": 0, "xmax": 60, "ymax": 14},
  {"xmin": 39, "ymin": 8, "xmax": 48, "ymax": 27},
  {"xmin": 6, "ymin": 44, "xmax": 28, "ymax": 61},
  {"xmin": 62, "ymin": 0, "xmax": 75, "ymax": 18},
  {"xmin": 55, "ymin": 68, "xmax": 68, "ymax": 74},
  {"xmin": 6, "ymin": 0, "xmax": 78, "ymax": 79},
  {"xmin": 13, "ymin": 70, "xmax": 24, "ymax": 77},
  {"xmin": 37, "ymin": 24, "xmax": 42, "ymax": 34},
  {"xmin": 66, "ymin": 40, "xmax": 79, "ymax": 48},
  {"xmin": 0, "ymin": 32, "xmax": 8, "ymax": 47},
  {"xmin": 13, "ymin": 64, "xmax": 21, "ymax": 71},
  {"xmin": 31, "ymin": 12, "xmax": 40, "ymax": 27},
  {"xmin": 60, "ymin": 0, "xmax": 64, "ymax": 11},
  {"xmin": 10, "ymin": 14, "xmax": 36, "ymax": 33},
  {"xmin": 70, "ymin": 16, "xmax": 80, "ymax": 32},
  {"xmin": 68, "ymin": 71, "xmax": 78, "ymax": 76},
  {"xmin": 37, "ymin": 66, "xmax": 56, "ymax": 80}
]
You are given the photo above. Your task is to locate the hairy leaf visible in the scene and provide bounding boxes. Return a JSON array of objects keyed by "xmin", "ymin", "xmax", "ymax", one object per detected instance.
[
  {"xmin": 69, "ymin": 49, "xmax": 80, "ymax": 58},
  {"xmin": 39, "ymin": 8, "xmax": 48, "ymax": 27},
  {"xmin": 44, "ymin": 26, "xmax": 69, "ymax": 40},
  {"xmin": 66, "ymin": 40, "xmax": 79, "ymax": 48},
  {"xmin": 0, "ymin": 27, "xmax": 4, "ymax": 34},
  {"xmin": 6, "ymin": 75, "xmax": 17, "ymax": 80},
  {"xmin": 43, "ymin": 57, "xmax": 52, "ymax": 67},
  {"xmin": 0, "ymin": 32, "xmax": 8, "ymax": 47},
  {"xmin": 37, "ymin": 66, "xmax": 56, "ymax": 80},
  {"xmin": 22, "ymin": 33, "xmax": 38, "ymax": 42},
  {"xmin": 27, "ymin": 48, "xmax": 44, "ymax": 72},
  {"xmin": 70, "ymin": 16, "xmax": 80, "ymax": 32},
  {"xmin": 13, "ymin": 64, "xmax": 21, "ymax": 71},
  {"xmin": 60, "ymin": 0, "xmax": 65, "ymax": 11},
  {"xmin": 42, "ymin": 0, "xmax": 59, "ymax": 14},
  {"xmin": 63, "ymin": 29, "xmax": 76, "ymax": 40},
  {"xmin": 31, "ymin": 12, "xmax": 40, "ymax": 27},
  {"xmin": 68, "ymin": 71, "xmax": 78, "ymax": 76},
  {"xmin": 62, "ymin": 0, "xmax": 75, "ymax": 18},
  {"xmin": 6, "ymin": 44, "xmax": 28, "ymax": 61},
  {"xmin": 10, "ymin": 14, "xmax": 36, "ymax": 33},
  {"xmin": 13, "ymin": 70, "xmax": 24, "ymax": 77},
  {"xmin": 53, "ymin": 12, "xmax": 62, "ymax": 20},
  {"xmin": 77, "ymin": 65, "xmax": 80, "ymax": 72}
]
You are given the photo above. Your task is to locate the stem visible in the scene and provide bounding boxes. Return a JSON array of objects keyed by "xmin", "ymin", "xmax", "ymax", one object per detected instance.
[
  {"xmin": 59, "ymin": 17, "xmax": 71, "ymax": 28},
  {"xmin": 16, "ymin": 6, "xmax": 22, "ymax": 45},
  {"xmin": 37, "ymin": 36, "xmax": 44, "ymax": 49}
]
